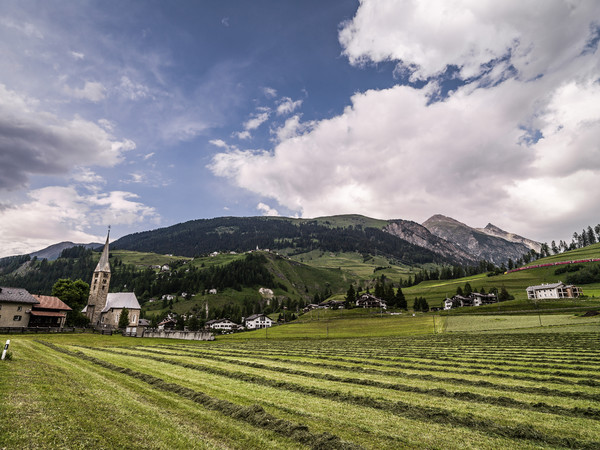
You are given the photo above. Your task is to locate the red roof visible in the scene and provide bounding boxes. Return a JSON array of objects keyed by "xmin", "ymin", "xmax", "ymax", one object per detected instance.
[
  {"xmin": 32, "ymin": 295, "xmax": 72, "ymax": 311},
  {"xmin": 30, "ymin": 311, "xmax": 67, "ymax": 317}
]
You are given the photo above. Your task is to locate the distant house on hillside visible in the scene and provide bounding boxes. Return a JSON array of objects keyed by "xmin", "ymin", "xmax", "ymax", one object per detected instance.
[
  {"xmin": 0, "ymin": 287, "xmax": 39, "ymax": 328},
  {"xmin": 245, "ymin": 314, "xmax": 273, "ymax": 329},
  {"xmin": 526, "ymin": 282, "xmax": 582, "ymax": 300},
  {"xmin": 356, "ymin": 293, "xmax": 386, "ymax": 309},
  {"xmin": 206, "ymin": 318, "xmax": 240, "ymax": 332},
  {"xmin": 444, "ymin": 292, "xmax": 498, "ymax": 310},
  {"xmin": 30, "ymin": 295, "xmax": 72, "ymax": 328}
]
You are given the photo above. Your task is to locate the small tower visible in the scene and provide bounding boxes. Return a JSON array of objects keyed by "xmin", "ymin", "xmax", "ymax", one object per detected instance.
[{"xmin": 86, "ymin": 230, "xmax": 111, "ymax": 326}]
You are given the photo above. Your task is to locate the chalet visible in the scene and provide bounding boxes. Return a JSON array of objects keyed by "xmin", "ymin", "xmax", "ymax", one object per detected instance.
[
  {"xmin": 245, "ymin": 314, "xmax": 274, "ymax": 329},
  {"xmin": 526, "ymin": 282, "xmax": 582, "ymax": 300},
  {"xmin": 356, "ymin": 293, "xmax": 387, "ymax": 309},
  {"xmin": 318, "ymin": 299, "xmax": 345, "ymax": 309},
  {"xmin": 157, "ymin": 318, "xmax": 177, "ymax": 330},
  {"xmin": 472, "ymin": 292, "xmax": 499, "ymax": 306},
  {"xmin": 0, "ymin": 287, "xmax": 39, "ymax": 328},
  {"xmin": 302, "ymin": 303, "xmax": 320, "ymax": 313},
  {"xmin": 206, "ymin": 318, "xmax": 240, "ymax": 332},
  {"xmin": 444, "ymin": 293, "xmax": 498, "ymax": 310},
  {"xmin": 30, "ymin": 295, "xmax": 72, "ymax": 328}
]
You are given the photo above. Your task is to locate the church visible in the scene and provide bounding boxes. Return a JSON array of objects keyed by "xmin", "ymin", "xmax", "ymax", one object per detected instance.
[{"xmin": 83, "ymin": 231, "xmax": 141, "ymax": 330}]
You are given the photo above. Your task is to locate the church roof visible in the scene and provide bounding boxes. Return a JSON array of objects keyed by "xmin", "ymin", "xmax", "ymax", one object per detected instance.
[
  {"xmin": 101, "ymin": 292, "xmax": 140, "ymax": 313},
  {"xmin": 94, "ymin": 233, "xmax": 111, "ymax": 273}
]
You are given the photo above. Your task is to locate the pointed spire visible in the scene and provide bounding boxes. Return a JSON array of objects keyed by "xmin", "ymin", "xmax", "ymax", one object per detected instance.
[{"xmin": 95, "ymin": 227, "xmax": 111, "ymax": 273}]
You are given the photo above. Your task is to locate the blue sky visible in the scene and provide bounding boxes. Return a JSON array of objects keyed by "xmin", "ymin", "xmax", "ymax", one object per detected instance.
[{"xmin": 1, "ymin": 0, "xmax": 599, "ymax": 257}]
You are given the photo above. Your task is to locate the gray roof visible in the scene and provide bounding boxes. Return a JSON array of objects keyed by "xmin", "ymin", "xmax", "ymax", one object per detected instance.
[
  {"xmin": 527, "ymin": 282, "xmax": 565, "ymax": 291},
  {"xmin": 101, "ymin": 292, "xmax": 140, "ymax": 312},
  {"xmin": 245, "ymin": 314, "xmax": 272, "ymax": 321},
  {"xmin": 0, "ymin": 287, "xmax": 39, "ymax": 305}
]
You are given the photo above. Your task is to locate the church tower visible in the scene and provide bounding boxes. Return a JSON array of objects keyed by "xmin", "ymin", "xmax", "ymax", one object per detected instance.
[{"xmin": 86, "ymin": 230, "xmax": 111, "ymax": 326}]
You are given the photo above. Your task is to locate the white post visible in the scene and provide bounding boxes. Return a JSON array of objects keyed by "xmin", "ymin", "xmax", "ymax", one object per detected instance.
[{"xmin": 1, "ymin": 339, "xmax": 10, "ymax": 360}]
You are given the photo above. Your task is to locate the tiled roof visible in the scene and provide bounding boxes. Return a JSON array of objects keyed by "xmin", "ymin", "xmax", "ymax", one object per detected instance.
[
  {"xmin": 0, "ymin": 287, "xmax": 39, "ymax": 304},
  {"xmin": 32, "ymin": 295, "xmax": 72, "ymax": 311}
]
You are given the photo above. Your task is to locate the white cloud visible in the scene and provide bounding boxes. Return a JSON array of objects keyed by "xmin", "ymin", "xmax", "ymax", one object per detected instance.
[
  {"xmin": 0, "ymin": 17, "xmax": 43, "ymax": 39},
  {"xmin": 117, "ymin": 76, "xmax": 152, "ymax": 100},
  {"xmin": 263, "ymin": 87, "xmax": 277, "ymax": 98},
  {"xmin": 64, "ymin": 80, "xmax": 106, "ymax": 102},
  {"xmin": 0, "ymin": 84, "xmax": 135, "ymax": 190},
  {"xmin": 0, "ymin": 185, "xmax": 158, "ymax": 257},
  {"xmin": 70, "ymin": 51, "xmax": 85, "ymax": 60},
  {"xmin": 276, "ymin": 97, "xmax": 303, "ymax": 115},
  {"xmin": 257, "ymin": 202, "xmax": 279, "ymax": 216},
  {"xmin": 244, "ymin": 111, "xmax": 270, "ymax": 131},
  {"xmin": 339, "ymin": 0, "xmax": 600, "ymax": 81},
  {"xmin": 271, "ymin": 115, "xmax": 316, "ymax": 142}
]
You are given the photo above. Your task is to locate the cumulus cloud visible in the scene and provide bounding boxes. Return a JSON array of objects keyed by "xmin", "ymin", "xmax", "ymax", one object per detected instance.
[
  {"xmin": 0, "ymin": 185, "xmax": 159, "ymax": 257},
  {"xmin": 257, "ymin": 202, "xmax": 279, "ymax": 216},
  {"xmin": 210, "ymin": 0, "xmax": 600, "ymax": 242},
  {"xmin": 339, "ymin": 0, "xmax": 600, "ymax": 81},
  {"xmin": 271, "ymin": 115, "xmax": 316, "ymax": 142},
  {"xmin": 276, "ymin": 97, "xmax": 303, "ymax": 115},
  {"xmin": 0, "ymin": 84, "xmax": 135, "ymax": 190}
]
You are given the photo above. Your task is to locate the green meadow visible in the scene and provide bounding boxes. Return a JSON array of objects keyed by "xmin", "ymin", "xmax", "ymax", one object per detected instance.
[{"xmin": 2, "ymin": 311, "xmax": 599, "ymax": 449}]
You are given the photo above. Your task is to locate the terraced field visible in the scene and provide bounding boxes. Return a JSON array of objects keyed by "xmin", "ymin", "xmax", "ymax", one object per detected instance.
[{"xmin": 1, "ymin": 332, "xmax": 599, "ymax": 449}]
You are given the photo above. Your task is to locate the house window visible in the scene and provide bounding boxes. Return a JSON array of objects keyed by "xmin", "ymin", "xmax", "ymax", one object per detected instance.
[
  {"xmin": 13, "ymin": 315, "xmax": 22, "ymax": 321},
  {"xmin": 17, "ymin": 306, "xmax": 22, "ymax": 311}
]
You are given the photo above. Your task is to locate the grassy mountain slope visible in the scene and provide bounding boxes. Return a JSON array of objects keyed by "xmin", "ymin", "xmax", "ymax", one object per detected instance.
[
  {"xmin": 404, "ymin": 243, "xmax": 600, "ymax": 311},
  {"xmin": 112, "ymin": 216, "xmax": 460, "ymax": 265}
]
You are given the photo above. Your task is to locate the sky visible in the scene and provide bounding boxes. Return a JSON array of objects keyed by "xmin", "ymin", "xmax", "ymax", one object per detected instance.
[{"xmin": 1, "ymin": 0, "xmax": 599, "ymax": 257}]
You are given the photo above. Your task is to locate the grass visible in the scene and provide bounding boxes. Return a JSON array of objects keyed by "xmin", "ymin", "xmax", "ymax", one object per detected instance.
[{"xmin": 2, "ymin": 330, "xmax": 599, "ymax": 449}]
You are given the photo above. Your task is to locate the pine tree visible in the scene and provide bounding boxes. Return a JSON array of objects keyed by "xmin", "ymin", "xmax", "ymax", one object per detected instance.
[{"xmin": 118, "ymin": 308, "xmax": 130, "ymax": 328}]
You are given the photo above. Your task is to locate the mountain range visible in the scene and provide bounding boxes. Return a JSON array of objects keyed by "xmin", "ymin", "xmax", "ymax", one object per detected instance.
[{"xmin": 13, "ymin": 214, "xmax": 541, "ymax": 267}]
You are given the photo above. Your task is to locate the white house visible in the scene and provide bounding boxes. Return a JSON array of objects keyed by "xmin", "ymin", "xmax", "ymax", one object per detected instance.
[
  {"xmin": 245, "ymin": 314, "xmax": 274, "ymax": 329},
  {"xmin": 206, "ymin": 318, "xmax": 240, "ymax": 332},
  {"xmin": 356, "ymin": 293, "xmax": 386, "ymax": 309},
  {"xmin": 526, "ymin": 282, "xmax": 582, "ymax": 300}
]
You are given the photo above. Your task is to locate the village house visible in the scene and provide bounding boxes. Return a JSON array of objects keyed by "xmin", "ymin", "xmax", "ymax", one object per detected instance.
[
  {"xmin": 526, "ymin": 282, "xmax": 582, "ymax": 300},
  {"xmin": 206, "ymin": 318, "xmax": 240, "ymax": 332},
  {"xmin": 444, "ymin": 292, "xmax": 498, "ymax": 310},
  {"xmin": 245, "ymin": 313, "xmax": 274, "ymax": 329},
  {"xmin": 318, "ymin": 299, "xmax": 345, "ymax": 309},
  {"xmin": 356, "ymin": 293, "xmax": 387, "ymax": 309},
  {"xmin": 0, "ymin": 286, "xmax": 39, "ymax": 328},
  {"xmin": 30, "ymin": 295, "xmax": 72, "ymax": 328},
  {"xmin": 157, "ymin": 318, "xmax": 177, "ymax": 330}
]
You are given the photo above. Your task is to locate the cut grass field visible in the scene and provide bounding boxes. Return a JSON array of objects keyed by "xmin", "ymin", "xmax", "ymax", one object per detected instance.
[{"xmin": 2, "ymin": 324, "xmax": 599, "ymax": 449}]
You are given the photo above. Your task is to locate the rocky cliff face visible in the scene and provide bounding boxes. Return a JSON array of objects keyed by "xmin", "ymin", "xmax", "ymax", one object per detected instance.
[
  {"xmin": 422, "ymin": 215, "xmax": 534, "ymax": 266},
  {"xmin": 384, "ymin": 220, "xmax": 479, "ymax": 266},
  {"xmin": 477, "ymin": 223, "xmax": 542, "ymax": 253}
]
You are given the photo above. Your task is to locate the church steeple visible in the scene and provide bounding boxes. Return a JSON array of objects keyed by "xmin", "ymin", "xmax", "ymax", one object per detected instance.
[
  {"xmin": 95, "ymin": 228, "xmax": 111, "ymax": 273},
  {"xmin": 85, "ymin": 228, "xmax": 112, "ymax": 326}
]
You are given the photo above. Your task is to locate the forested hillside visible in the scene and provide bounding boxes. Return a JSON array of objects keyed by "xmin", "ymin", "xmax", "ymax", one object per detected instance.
[{"xmin": 112, "ymin": 216, "xmax": 454, "ymax": 265}]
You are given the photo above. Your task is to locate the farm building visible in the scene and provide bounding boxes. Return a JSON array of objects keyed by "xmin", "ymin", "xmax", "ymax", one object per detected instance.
[
  {"xmin": 526, "ymin": 282, "xmax": 582, "ymax": 300},
  {"xmin": 245, "ymin": 314, "xmax": 274, "ymax": 329},
  {"xmin": 30, "ymin": 295, "xmax": 72, "ymax": 328},
  {"xmin": 356, "ymin": 293, "xmax": 386, "ymax": 309},
  {"xmin": 0, "ymin": 286, "xmax": 39, "ymax": 328}
]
